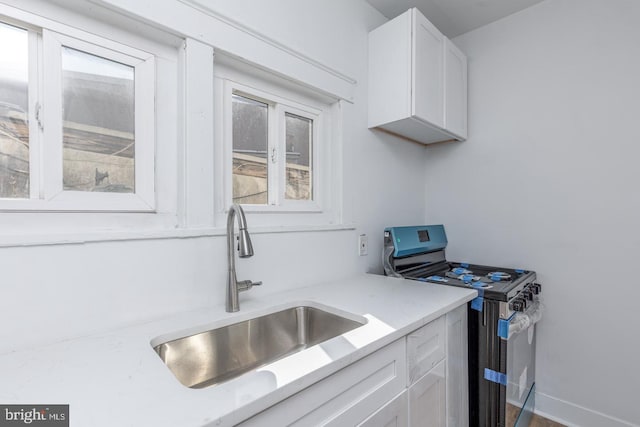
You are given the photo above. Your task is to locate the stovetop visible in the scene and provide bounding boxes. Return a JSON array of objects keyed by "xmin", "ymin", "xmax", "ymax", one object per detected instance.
[
  {"xmin": 383, "ymin": 225, "xmax": 537, "ymax": 302},
  {"xmin": 404, "ymin": 261, "xmax": 536, "ymax": 302}
]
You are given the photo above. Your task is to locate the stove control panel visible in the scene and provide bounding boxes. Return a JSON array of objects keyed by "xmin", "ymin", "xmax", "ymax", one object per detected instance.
[{"xmin": 509, "ymin": 282, "xmax": 541, "ymax": 313}]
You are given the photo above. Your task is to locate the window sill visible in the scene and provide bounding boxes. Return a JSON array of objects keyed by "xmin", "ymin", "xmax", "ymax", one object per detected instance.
[{"xmin": 0, "ymin": 223, "xmax": 356, "ymax": 248}]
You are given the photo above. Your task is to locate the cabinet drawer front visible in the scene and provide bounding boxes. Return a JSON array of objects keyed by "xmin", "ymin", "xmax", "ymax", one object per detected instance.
[
  {"xmin": 357, "ymin": 390, "xmax": 408, "ymax": 427},
  {"xmin": 407, "ymin": 315, "xmax": 446, "ymax": 385},
  {"xmin": 408, "ymin": 360, "xmax": 446, "ymax": 427},
  {"xmin": 239, "ymin": 339, "xmax": 406, "ymax": 427}
]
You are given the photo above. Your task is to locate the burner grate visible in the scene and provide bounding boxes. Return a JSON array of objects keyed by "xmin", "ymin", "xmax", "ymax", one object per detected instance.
[{"xmin": 487, "ymin": 271, "xmax": 511, "ymax": 281}]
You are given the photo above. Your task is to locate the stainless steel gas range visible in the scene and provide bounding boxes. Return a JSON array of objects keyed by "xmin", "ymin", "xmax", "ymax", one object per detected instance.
[{"xmin": 383, "ymin": 225, "xmax": 543, "ymax": 427}]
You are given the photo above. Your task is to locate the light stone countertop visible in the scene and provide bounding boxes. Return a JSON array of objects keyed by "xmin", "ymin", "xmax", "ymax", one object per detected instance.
[{"xmin": 0, "ymin": 273, "xmax": 476, "ymax": 427}]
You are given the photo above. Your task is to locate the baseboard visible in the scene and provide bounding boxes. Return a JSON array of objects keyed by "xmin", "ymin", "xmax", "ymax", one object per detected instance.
[{"xmin": 535, "ymin": 391, "xmax": 639, "ymax": 427}]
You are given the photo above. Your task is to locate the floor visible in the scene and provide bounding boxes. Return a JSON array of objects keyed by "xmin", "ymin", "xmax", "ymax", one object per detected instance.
[
  {"xmin": 529, "ymin": 413, "xmax": 566, "ymax": 427},
  {"xmin": 507, "ymin": 403, "xmax": 566, "ymax": 427}
]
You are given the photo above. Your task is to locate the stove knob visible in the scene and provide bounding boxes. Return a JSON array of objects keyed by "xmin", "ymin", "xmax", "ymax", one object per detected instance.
[
  {"xmin": 524, "ymin": 290, "xmax": 534, "ymax": 301},
  {"xmin": 532, "ymin": 283, "xmax": 542, "ymax": 295},
  {"xmin": 511, "ymin": 298, "xmax": 525, "ymax": 312}
]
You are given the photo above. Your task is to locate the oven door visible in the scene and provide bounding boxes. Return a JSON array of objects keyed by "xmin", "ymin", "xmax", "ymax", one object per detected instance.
[{"xmin": 501, "ymin": 317, "xmax": 537, "ymax": 427}]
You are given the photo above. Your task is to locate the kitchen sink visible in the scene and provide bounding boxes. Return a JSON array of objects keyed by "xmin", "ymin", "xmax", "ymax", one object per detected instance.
[{"xmin": 153, "ymin": 305, "xmax": 366, "ymax": 389}]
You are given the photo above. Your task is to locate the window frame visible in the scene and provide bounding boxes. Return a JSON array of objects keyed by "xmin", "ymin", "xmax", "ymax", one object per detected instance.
[
  {"xmin": 0, "ymin": 9, "xmax": 156, "ymax": 212},
  {"xmin": 227, "ymin": 82, "xmax": 322, "ymax": 212},
  {"xmin": 214, "ymin": 55, "xmax": 342, "ymax": 228}
]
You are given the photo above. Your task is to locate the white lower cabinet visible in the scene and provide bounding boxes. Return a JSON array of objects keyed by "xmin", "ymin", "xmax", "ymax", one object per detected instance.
[
  {"xmin": 239, "ymin": 305, "xmax": 468, "ymax": 427},
  {"xmin": 406, "ymin": 314, "xmax": 446, "ymax": 427},
  {"xmin": 408, "ymin": 360, "xmax": 446, "ymax": 427},
  {"xmin": 407, "ymin": 315, "xmax": 446, "ymax": 384},
  {"xmin": 445, "ymin": 304, "xmax": 469, "ymax": 427},
  {"xmin": 405, "ymin": 305, "xmax": 469, "ymax": 427},
  {"xmin": 239, "ymin": 338, "xmax": 406, "ymax": 427},
  {"xmin": 358, "ymin": 391, "xmax": 408, "ymax": 427}
]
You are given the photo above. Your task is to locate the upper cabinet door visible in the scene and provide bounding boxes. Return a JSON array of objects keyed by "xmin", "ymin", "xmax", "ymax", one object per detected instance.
[
  {"xmin": 444, "ymin": 38, "xmax": 468, "ymax": 139},
  {"xmin": 412, "ymin": 10, "xmax": 445, "ymax": 129},
  {"xmin": 368, "ymin": 8, "xmax": 467, "ymax": 145}
]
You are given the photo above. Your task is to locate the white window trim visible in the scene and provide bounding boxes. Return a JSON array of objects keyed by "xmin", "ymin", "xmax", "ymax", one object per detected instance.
[
  {"xmin": 214, "ymin": 54, "xmax": 343, "ymax": 228},
  {"xmin": 28, "ymin": 24, "xmax": 42, "ymax": 201},
  {"xmin": 0, "ymin": 7, "xmax": 156, "ymax": 212}
]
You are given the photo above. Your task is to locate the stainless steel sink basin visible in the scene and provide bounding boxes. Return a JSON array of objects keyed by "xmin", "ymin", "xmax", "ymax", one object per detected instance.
[{"xmin": 153, "ymin": 305, "xmax": 366, "ymax": 389}]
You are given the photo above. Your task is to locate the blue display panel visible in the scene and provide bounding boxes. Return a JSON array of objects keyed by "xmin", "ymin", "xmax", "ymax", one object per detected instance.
[{"xmin": 385, "ymin": 225, "xmax": 448, "ymax": 257}]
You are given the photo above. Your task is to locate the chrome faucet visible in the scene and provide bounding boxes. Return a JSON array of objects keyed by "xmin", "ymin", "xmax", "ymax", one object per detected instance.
[{"xmin": 226, "ymin": 204, "xmax": 261, "ymax": 312}]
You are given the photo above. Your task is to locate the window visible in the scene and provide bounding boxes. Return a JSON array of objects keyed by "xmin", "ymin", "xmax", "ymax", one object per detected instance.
[
  {"xmin": 230, "ymin": 90, "xmax": 318, "ymax": 207},
  {"xmin": 61, "ymin": 46, "xmax": 135, "ymax": 194},
  {"xmin": 284, "ymin": 112, "xmax": 313, "ymax": 201},
  {"xmin": 214, "ymin": 55, "xmax": 342, "ymax": 228},
  {"xmin": 0, "ymin": 21, "xmax": 30, "ymax": 199},
  {"xmin": 231, "ymin": 93, "xmax": 268, "ymax": 204},
  {"xmin": 0, "ymin": 10, "xmax": 155, "ymax": 212}
]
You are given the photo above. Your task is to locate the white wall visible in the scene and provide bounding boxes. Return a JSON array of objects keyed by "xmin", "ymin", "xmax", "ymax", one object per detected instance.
[
  {"xmin": 424, "ymin": 0, "xmax": 640, "ymax": 425},
  {"xmin": 0, "ymin": 0, "xmax": 428, "ymax": 354}
]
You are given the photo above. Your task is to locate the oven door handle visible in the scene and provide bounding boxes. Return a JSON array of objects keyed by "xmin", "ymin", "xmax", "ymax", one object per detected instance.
[
  {"xmin": 500, "ymin": 300, "xmax": 543, "ymax": 339},
  {"xmin": 511, "ymin": 300, "xmax": 543, "ymax": 337}
]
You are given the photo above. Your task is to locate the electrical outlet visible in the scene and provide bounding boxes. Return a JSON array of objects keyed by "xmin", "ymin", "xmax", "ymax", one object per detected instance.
[{"xmin": 358, "ymin": 234, "xmax": 368, "ymax": 256}]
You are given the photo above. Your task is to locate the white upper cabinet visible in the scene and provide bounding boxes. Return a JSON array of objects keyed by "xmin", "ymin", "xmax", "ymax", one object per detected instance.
[
  {"xmin": 444, "ymin": 38, "xmax": 468, "ymax": 140},
  {"xmin": 368, "ymin": 8, "xmax": 468, "ymax": 144},
  {"xmin": 412, "ymin": 11, "xmax": 445, "ymax": 129}
]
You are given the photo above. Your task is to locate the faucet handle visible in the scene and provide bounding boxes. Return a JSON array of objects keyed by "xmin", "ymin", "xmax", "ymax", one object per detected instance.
[{"xmin": 237, "ymin": 280, "xmax": 262, "ymax": 292}]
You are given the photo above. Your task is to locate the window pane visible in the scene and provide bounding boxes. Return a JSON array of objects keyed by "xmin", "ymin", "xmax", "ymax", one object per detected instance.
[
  {"xmin": 285, "ymin": 113, "xmax": 312, "ymax": 201},
  {"xmin": 0, "ymin": 22, "xmax": 29, "ymax": 198},
  {"xmin": 62, "ymin": 47, "xmax": 134, "ymax": 193},
  {"xmin": 232, "ymin": 94, "xmax": 268, "ymax": 204}
]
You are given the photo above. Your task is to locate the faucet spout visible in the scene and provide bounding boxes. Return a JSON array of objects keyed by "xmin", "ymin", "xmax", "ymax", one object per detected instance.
[{"xmin": 226, "ymin": 204, "xmax": 260, "ymax": 312}]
